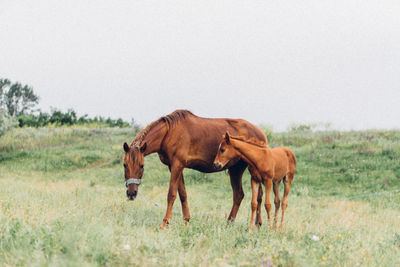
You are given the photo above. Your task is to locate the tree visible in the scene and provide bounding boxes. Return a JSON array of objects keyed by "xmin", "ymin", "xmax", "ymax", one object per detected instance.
[
  {"xmin": 0, "ymin": 110, "xmax": 17, "ymax": 137},
  {"xmin": 0, "ymin": 78, "xmax": 39, "ymax": 116}
]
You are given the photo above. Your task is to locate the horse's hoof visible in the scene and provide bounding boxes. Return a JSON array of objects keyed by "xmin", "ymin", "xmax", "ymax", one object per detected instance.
[
  {"xmin": 228, "ymin": 219, "xmax": 235, "ymax": 223},
  {"xmin": 159, "ymin": 220, "xmax": 169, "ymax": 229}
]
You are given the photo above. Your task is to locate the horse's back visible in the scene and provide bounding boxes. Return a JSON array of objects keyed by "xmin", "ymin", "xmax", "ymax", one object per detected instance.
[
  {"xmin": 188, "ymin": 116, "xmax": 266, "ymax": 143},
  {"xmin": 224, "ymin": 118, "xmax": 267, "ymax": 143},
  {"xmin": 180, "ymin": 115, "xmax": 266, "ymax": 148},
  {"xmin": 163, "ymin": 114, "xmax": 267, "ymax": 172}
]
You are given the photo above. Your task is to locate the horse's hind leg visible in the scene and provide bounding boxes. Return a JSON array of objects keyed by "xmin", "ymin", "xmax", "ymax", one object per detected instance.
[
  {"xmin": 255, "ymin": 186, "xmax": 263, "ymax": 227},
  {"xmin": 273, "ymin": 180, "xmax": 281, "ymax": 228},
  {"xmin": 227, "ymin": 161, "xmax": 247, "ymax": 222},
  {"xmin": 280, "ymin": 174, "xmax": 293, "ymax": 230}
]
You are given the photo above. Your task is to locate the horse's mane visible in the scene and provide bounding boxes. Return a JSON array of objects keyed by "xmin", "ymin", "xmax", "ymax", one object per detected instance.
[
  {"xmin": 131, "ymin": 110, "xmax": 194, "ymax": 147},
  {"xmin": 230, "ymin": 135, "xmax": 267, "ymax": 148}
]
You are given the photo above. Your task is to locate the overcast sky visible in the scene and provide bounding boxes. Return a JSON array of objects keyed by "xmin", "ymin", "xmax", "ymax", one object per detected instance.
[{"xmin": 1, "ymin": 0, "xmax": 399, "ymax": 130}]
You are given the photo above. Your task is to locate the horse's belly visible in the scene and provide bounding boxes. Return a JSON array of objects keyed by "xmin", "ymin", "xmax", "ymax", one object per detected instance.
[{"xmin": 185, "ymin": 159, "xmax": 216, "ymax": 173}]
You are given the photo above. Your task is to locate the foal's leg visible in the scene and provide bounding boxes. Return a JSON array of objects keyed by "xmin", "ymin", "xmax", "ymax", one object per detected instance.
[
  {"xmin": 280, "ymin": 174, "xmax": 293, "ymax": 229},
  {"xmin": 178, "ymin": 175, "xmax": 190, "ymax": 225},
  {"xmin": 263, "ymin": 177, "xmax": 273, "ymax": 228},
  {"xmin": 249, "ymin": 179, "xmax": 260, "ymax": 232},
  {"xmin": 248, "ymin": 166, "xmax": 263, "ymax": 227},
  {"xmin": 255, "ymin": 186, "xmax": 263, "ymax": 227},
  {"xmin": 273, "ymin": 180, "xmax": 281, "ymax": 228}
]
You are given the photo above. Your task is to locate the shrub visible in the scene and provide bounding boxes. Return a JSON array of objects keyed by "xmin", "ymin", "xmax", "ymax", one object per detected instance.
[
  {"xmin": 289, "ymin": 123, "xmax": 313, "ymax": 133},
  {"xmin": 259, "ymin": 124, "xmax": 273, "ymax": 141}
]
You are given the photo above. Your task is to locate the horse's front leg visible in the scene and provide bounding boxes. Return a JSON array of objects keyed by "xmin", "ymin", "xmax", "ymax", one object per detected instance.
[
  {"xmin": 160, "ymin": 163, "xmax": 184, "ymax": 229},
  {"xmin": 227, "ymin": 162, "xmax": 247, "ymax": 222},
  {"xmin": 178, "ymin": 174, "xmax": 190, "ymax": 225}
]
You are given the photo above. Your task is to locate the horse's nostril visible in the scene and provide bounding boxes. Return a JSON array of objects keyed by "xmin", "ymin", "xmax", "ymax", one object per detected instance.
[{"xmin": 126, "ymin": 190, "xmax": 137, "ymax": 200}]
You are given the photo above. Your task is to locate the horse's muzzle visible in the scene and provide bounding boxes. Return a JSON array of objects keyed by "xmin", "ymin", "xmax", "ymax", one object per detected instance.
[
  {"xmin": 126, "ymin": 190, "xmax": 138, "ymax": 200},
  {"xmin": 213, "ymin": 162, "xmax": 223, "ymax": 170}
]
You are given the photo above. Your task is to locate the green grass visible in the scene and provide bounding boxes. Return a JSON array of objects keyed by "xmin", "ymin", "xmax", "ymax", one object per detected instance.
[{"xmin": 0, "ymin": 127, "xmax": 399, "ymax": 266}]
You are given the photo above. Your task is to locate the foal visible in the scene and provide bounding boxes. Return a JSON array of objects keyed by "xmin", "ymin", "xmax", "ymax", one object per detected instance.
[{"xmin": 213, "ymin": 132, "xmax": 296, "ymax": 231}]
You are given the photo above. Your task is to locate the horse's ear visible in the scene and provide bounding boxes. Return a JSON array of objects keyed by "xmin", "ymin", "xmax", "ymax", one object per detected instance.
[
  {"xmin": 123, "ymin": 142, "xmax": 130, "ymax": 152},
  {"xmin": 225, "ymin": 132, "xmax": 231, "ymax": 144},
  {"xmin": 140, "ymin": 142, "xmax": 147, "ymax": 153}
]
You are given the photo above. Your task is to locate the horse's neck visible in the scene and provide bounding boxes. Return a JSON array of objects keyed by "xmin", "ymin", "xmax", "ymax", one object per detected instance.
[
  {"xmin": 142, "ymin": 122, "xmax": 168, "ymax": 156},
  {"xmin": 231, "ymin": 139, "xmax": 269, "ymax": 170}
]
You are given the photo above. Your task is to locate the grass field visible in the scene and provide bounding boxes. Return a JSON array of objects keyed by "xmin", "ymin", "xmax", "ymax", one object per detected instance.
[{"xmin": 0, "ymin": 127, "xmax": 399, "ymax": 266}]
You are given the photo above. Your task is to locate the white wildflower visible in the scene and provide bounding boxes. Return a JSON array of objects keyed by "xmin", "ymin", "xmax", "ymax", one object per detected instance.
[{"xmin": 311, "ymin": 235, "xmax": 320, "ymax": 241}]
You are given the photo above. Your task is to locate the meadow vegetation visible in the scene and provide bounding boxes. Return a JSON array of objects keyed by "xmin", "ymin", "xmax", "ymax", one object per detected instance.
[{"xmin": 0, "ymin": 126, "xmax": 399, "ymax": 266}]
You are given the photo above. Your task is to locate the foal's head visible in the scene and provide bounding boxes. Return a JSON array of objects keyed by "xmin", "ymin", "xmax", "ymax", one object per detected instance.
[
  {"xmin": 213, "ymin": 132, "xmax": 239, "ymax": 170},
  {"xmin": 123, "ymin": 142, "xmax": 147, "ymax": 200}
]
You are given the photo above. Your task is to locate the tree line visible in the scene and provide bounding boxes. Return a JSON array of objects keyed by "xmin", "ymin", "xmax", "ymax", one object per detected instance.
[
  {"xmin": 0, "ymin": 78, "xmax": 131, "ymax": 130},
  {"xmin": 16, "ymin": 109, "xmax": 130, "ymax": 128}
]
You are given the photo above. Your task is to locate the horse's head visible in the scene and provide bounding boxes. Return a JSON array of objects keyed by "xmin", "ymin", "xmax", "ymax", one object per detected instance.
[
  {"xmin": 123, "ymin": 142, "xmax": 147, "ymax": 200},
  {"xmin": 213, "ymin": 132, "xmax": 238, "ymax": 170}
]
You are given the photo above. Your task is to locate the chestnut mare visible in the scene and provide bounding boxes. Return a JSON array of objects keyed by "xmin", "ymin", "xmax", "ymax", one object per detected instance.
[
  {"xmin": 213, "ymin": 132, "xmax": 296, "ymax": 231},
  {"xmin": 123, "ymin": 110, "xmax": 267, "ymax": 229}
]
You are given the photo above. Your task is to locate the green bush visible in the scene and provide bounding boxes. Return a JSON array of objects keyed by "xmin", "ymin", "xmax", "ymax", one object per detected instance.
[{"xmin": 259, "ymin": 124, "xmax": 273, "ymax": 141}]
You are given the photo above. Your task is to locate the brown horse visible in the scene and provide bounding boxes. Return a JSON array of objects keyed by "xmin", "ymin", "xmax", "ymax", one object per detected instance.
[
  {"xmin": 123, "ymin": 110, "xmax": 267, "ymax": 229},
  {"xmin": 213, "ymin": 132, "xmax": 296, "ymax": 231}
]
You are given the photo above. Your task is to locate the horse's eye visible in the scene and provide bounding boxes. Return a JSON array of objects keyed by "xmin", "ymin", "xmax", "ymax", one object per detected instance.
[
  {"xmin": 220, "ymin": 148, "xmax": 225, "ymax": 153},
  {"xmin": 123, "ymin": 164, "xmax": 127, "ymax": 168},
  {"xmin": 139, "ymin": 165, "xmax": 144, "ymax": 169}
]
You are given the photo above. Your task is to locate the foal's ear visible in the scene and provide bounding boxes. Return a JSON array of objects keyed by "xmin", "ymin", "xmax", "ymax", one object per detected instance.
[
  {"xmin": 123, "ymin": 142, "xmax": 130, "ymax": 152},
  {"xmin": 140, "ymin": 142, "xmax": 147, "ymax": 153},
  {"xmin": 225, "ymin": 132, "xmax": 231, "ymax": 144}
]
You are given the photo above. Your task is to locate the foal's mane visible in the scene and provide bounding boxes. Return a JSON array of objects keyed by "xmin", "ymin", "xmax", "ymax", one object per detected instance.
[
  {"xmin": 230, "ymin": 135, "xmax": 267, "ymax": 148},
  {"xmin": 131, "ymin": 110, "xmax": 194, "ymax": 147}
]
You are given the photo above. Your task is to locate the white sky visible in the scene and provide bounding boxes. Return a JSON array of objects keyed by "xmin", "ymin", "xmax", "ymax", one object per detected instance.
[{"xmin": 1, "ymin": 0, "xmax": 399, "ymax": 130}]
